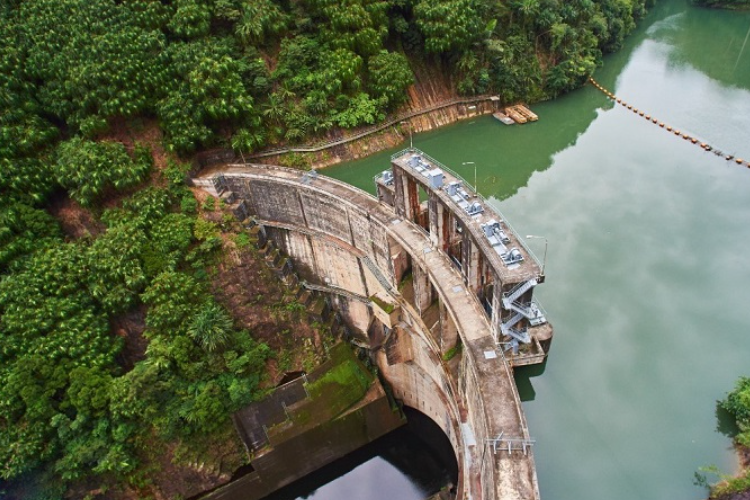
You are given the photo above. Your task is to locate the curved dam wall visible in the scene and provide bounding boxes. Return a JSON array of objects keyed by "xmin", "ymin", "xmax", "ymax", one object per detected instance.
[{"xmin": 192, "ymin": 164, "xmax": 543, "ymax": 500}]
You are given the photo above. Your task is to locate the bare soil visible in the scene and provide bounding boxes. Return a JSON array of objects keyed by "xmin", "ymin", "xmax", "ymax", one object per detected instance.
[
  {"xmin": 47, "ymin": 192, "xmax": 105, "ymax": 240},
  {"xmin": 112, "ymin": 304, "xmax": 148, "ymax": 373},
  {"xmin": 208, "ymin": 219, "xmax": 329, "ymax": 386},
  {"xmin": 713, "ymin": 445, "xmax": 750, "ymax": 500}
]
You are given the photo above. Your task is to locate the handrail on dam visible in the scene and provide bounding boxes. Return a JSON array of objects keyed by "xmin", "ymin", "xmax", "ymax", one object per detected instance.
[{"xmin": 244, "ymin": 95, "xmax": 497, "ymax": 159}]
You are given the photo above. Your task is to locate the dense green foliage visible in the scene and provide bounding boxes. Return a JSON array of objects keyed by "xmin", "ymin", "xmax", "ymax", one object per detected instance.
[
  {"xmin": 0, "ymin": 172, "xmax": 270, "ymax": 487},
  {"xmin": 696, "ymin": 378, "xmax": 750, "ymax": 498},
  {"xmin": 721, "ymin": 377, "xmax": 750, "ymax": 447},
  {"xmin": 0, "ymin": 0, "xmax": 655, "ymax": 494},
  {"xmin": 0, "ymin": 0, "xmax": 653, "ymax": 166}
]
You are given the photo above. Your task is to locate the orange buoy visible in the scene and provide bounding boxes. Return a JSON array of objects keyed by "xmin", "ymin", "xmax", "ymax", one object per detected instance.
[
  {"xmin": 682, "ymin": 134, "xmax": 690, "ymax": 139},
  {"xmin": 674, "ymin": 130, "xmax": 680, "ymax": 135},
  {"xmin": 700, "ymin": 143, "xmax": 707, "ymax": 148},
  {"xmin": 639, "ymin": 111, "xmax": 645, "ymax": 116},
  {"xmin": 691, "ymin": 138, "xmax": 698, "ymax": 144},
  {"xmin": 660, "ymin": 123, "xmax": 665, "ymax": 128},
  {"xmin": 616, "ymin": 98, "xmax": 622, "ymax": 103},
  {"xmin": 666, "ymin": 126, "xmax": 672, "ymax": 131},
  {"xmin": 652, "ymin": 118, "xmax": 658, "ymax": 123},
  {"xmin": 627, "ymin": 104, "xmax": 633, "ymax": 109},
  {"xmin": 736, "ymin": 158, "xmax": 744, "ymax": 164}
]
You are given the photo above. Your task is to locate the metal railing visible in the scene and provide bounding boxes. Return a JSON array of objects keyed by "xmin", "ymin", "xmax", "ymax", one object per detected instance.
[
  {"xmin": 389, "ymin": 148, "xmax": 542, "ymax": 269},
  {"xmin": 245, "ymin": 96, "xmax": 495, "ymax": 159},
  {"xmin": 301, "ymin": 281, "xmax": 371, "ymax": 304},
  {"xmin": 486, "ymin": 434, "xmax": 536, "ymax": 455}
]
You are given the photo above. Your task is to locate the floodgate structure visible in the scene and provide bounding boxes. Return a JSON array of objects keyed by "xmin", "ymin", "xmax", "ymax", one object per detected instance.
[{"xmin": 192, "ymin": 148, "xmax": 554, "ymax": 500}]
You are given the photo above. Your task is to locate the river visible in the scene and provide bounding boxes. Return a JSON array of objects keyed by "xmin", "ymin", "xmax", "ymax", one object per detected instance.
[{"xmin": 315, "ymin": 1, "xmax": 750, "ymax": 499}]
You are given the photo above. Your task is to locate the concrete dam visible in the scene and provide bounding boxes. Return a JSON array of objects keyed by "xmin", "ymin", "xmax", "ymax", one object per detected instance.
[{"xmin": 192, "ymin": 148, "xmax": 554, "ymax": 500}]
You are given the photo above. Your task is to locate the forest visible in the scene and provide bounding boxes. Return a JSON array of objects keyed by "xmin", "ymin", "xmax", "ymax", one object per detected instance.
[{"xmin": 1, "ymin": 0, "xmax": 653, "ymax": 497}]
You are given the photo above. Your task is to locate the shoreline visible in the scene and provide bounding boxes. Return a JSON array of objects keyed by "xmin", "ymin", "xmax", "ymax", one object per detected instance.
[
  {"xmin": 254, "ymin": 98, "xmax": 499, "ymax": 170},
  {"xmin": 193, "ymin": 95, "xmax": 504, "ymax": 173}
]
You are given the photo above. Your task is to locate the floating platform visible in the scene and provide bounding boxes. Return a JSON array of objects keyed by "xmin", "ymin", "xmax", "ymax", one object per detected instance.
[
  {"xmin": 507, "ymin": 105, "xmax": 538, "ymax": 122},
  {"xmin": 493, "ymin": 112, "xmax": 515, "ymax": 125},
  {"xmin": 504, "ymin": 107, "xmax": 527, "ymax": 124}
]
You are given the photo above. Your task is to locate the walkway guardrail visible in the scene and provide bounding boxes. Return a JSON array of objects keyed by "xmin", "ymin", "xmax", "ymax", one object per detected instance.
[{"xmin": 245, "ymin": 96, "xmax": 496, "ymax": 160}]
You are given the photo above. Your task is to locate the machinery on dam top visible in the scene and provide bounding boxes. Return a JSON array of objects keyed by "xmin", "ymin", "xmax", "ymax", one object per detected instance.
[{"xmin": 376, "ymin": 148, "xmax": 551, "ymax": 358}]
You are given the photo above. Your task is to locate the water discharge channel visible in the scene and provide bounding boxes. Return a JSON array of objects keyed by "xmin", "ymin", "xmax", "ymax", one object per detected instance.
[{"xmin": 300, "ymin": 1, "xmax": 750, "ymax": 499}]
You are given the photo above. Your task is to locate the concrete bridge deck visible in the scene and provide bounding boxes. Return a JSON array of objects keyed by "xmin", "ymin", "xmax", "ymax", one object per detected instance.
[{"xmin": 193, "ymin": 162, "xmax": 545, "ymax": 500}]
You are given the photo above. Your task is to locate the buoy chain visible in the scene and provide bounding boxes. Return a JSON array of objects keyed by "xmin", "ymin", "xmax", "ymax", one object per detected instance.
[{"xmin": 588, "ymin": 77, "xmax": 749, "ymax": 168}]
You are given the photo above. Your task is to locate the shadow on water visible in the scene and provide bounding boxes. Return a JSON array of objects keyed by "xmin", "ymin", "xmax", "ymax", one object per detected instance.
[
  {"xmin": 324, "ymin": 2, "xmax": 682, "ymax": 202},
  {"xmin": 715, "ymin": 402, "xmax": 741, "ymax": 439},
  {"xmin": 513, "ymin": 359, "xmax": 548, "ymax": 403},
  {"xmin": 650, "ymin": 4, "xmax": 750, "ymax": 91},
  {"xmin": 324, "ymin": 90, "xmax": 607, "ymax": 201},
  {"xmin": 261, "ymin": 408, "xmax": 457, "ymax": 500}
]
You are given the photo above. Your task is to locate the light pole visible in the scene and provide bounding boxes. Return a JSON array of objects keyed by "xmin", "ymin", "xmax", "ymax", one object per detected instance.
[
  {"xmin": 526, "ymin": 235, "xmax": 547, "ymax": 278},
  {"xmin": 462, "ymin": 161, "xmax": 477, "ymax": 192},
  {"xmin": 401, "ymin": 121, "xmax": 413, "ymax": 149}
]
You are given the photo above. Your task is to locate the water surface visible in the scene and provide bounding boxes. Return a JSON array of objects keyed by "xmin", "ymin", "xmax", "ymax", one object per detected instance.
[{"xmin": 325, "ymin": 1, "xmax": 750, "ymax": 499}]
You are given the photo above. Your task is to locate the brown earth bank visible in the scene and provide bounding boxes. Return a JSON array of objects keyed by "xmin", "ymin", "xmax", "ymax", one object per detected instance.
[
  {"xmin": 711, "ymin": 445, "xmax": 750, "ymax": 500},
  {"xmin": 194, "ymin": 61, "xmax": 504, "ymax": 172},
  {"xmin": 198, "ymin": 196, "xmax": 334, "ymax": 384}
]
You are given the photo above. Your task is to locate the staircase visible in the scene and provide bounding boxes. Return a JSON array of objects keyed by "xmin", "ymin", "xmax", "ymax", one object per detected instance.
[
  {"xmin": 497, "ymin": 278, "xmax": 544, "ymax": 349},
  {"xmin": 501, "ymin": 312, "xmax": 524, "ymax": 332},
  {"xmin": 501, "ymin": 310, "xmax": 530, "ymax": 344},
  {"xmin": 507, "ymin": 301, "xmax": 546, "ymax": 325},
  {"xmin": 360, "ymin": 255, "xmax": 394, "ymax": 293},
  {"xmin": 502, "ymin": 279, "xmax": 537, "ymax": 309}
]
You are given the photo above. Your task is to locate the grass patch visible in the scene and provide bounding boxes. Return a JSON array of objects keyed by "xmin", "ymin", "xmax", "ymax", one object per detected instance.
[
  {"xmin": 369, "ymin": 295, "xmax": 395, "ymax": 314},
  {"xmin": 268, "ymin": 343, "xmax": 373, "ymax": 442},
  {"xmin": 442, "ymin": 341, "xmax": 462, "ymax": 361},
  {"xmin": 398, "ymin": 271, "xmax": 413, "ymax": 292},
  {"xmin": 712, "ymin": 470, "xmax": 750, "ymax": 498}
]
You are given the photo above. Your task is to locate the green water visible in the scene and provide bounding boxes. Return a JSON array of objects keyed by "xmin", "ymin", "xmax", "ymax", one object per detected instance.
[{"xmin": 326, "ymin": 1, "xmax": 750, "ymax": 499}]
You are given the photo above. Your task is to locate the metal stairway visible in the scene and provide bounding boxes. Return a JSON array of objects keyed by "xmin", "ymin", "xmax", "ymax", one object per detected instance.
[
  {"xmin": 502, "ymin": 279, "xmax": 537, "ymax": 309},
  {"xmin": 359, "ymin": 255, "xmax": 394, "ymax": 293},
  {"xmin": 500, "ymin": 311, "xmax": 531, "ymax": 344},
  {"xmin": 501, "ymin": 312, "xmax": 524, "ymax": 332},
  {"xmin": 498, "ymin": 279, "xmax": 542, "ymax": 353},
  {"xmin": 507, "ymin": 301, "xmax": 546, "ymax": 326}
]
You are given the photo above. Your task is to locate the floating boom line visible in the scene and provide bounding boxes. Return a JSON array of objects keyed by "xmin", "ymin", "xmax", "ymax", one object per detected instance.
[{"xmin": 589, "ymin": 77, "xmax": 750, "ymax": 169}]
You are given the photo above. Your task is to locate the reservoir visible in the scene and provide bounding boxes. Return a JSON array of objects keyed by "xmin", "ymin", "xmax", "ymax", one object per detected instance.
[{"xmin": 315, "ymin": 0, "xmax": 750, "ymax": 499}]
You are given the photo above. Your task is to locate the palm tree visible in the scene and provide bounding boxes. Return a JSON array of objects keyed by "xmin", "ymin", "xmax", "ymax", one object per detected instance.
[
  {"xmin": 187, "ymin": 302, "xmax": 233, "ymax": 352},
  {"xmin": 262, "ymin": 93, "xmax": 285, "ymax": 125}
]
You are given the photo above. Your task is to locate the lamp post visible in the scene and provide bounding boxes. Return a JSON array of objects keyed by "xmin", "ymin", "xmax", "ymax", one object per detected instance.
[
  {"xmin": 526, "ymin": 235, "xmax": 548, "ymax": 279},
  {"xmin": 462, "ymin": 161, "xmax": 477, "ymax": 192},
  {"xmin": 401, "ymin": 121, "xmax": 413, "ymax": 149}
]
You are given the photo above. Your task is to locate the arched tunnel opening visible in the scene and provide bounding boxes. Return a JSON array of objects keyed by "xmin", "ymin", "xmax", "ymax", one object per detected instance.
[{"xmin": 260, "ymin": 407, "xmax": 458, "ymax": 500}]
